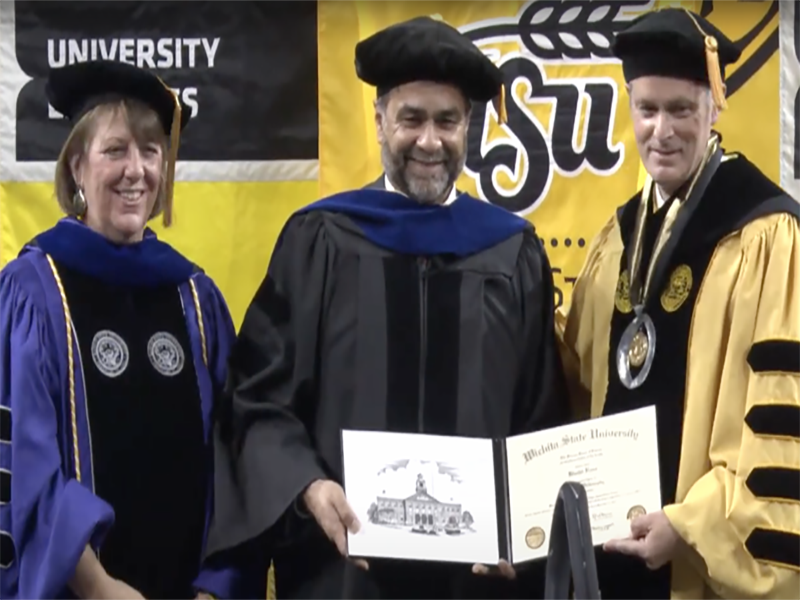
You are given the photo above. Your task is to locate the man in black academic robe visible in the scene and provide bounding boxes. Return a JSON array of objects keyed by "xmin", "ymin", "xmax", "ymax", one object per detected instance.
[{"xmin": 207, "ymin": 16, "xmax": 570, "ymax": 599}]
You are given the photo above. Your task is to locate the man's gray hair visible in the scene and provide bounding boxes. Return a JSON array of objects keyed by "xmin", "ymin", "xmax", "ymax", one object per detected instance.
[{"xmin": 376, "ymin": 92, "xmax": 390, "ymax": 113}]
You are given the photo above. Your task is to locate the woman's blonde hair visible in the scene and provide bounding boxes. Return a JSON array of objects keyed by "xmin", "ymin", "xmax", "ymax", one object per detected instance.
[{"xmin": 54, "ymin": 98, "xmax": 169, "ymax": 219}]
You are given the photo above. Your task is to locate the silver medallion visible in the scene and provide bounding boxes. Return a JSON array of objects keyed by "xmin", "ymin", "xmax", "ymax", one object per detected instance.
[{"xmin": 616, "ymin": 306, "xmax": 656, "ymax": 390}]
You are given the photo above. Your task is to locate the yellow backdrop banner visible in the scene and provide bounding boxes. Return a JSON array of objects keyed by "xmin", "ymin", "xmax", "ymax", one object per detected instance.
[{"xmin": 318, "ymin": 0, "xmax": 780, "ymax": 310}]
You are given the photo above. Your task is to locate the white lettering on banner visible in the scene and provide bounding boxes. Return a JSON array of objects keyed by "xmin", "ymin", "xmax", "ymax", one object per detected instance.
[
  {"xmin": 45, "ymin": 37, "xmax": 220, "ymax": 119},
  {"xmin": 46, "ymin": 37, "xmax": 221, "ymax": 69}
]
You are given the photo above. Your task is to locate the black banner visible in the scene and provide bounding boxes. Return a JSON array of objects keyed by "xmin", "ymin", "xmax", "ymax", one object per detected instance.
[{"xmin": 13, "ymin": 0, "xmax": 318, "ymax": 162}]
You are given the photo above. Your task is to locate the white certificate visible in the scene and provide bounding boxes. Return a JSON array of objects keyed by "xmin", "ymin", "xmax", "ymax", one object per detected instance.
[
  {"xmin": 504, "ymin": 405, "xmax": 662, "ymax": 563},
  {"xmin": 341, "ymin": 406, "xmax": 661, "ymax": 566}
]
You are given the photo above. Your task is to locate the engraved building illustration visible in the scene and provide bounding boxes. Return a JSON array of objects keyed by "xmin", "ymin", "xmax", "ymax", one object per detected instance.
[{"xmin": 368, "ymin": 473, "xmax": 472, "ymax": 534}]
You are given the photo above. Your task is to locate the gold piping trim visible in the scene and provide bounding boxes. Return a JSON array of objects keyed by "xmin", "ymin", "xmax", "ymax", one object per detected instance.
[
  {"xmin": 189, "ymin": 278, "xmax": 207, "ymax": 366},
  {"xmin": 44, "ymin": 255, "xmax": 81, "ymax": 482}
]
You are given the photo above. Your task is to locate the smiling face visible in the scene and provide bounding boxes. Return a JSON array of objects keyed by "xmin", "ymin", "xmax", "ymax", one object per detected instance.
[
  {"xmin": 56, "ymin": 100, "xmax": 167, "ymax": 244},
  {"xmin": 629, "ymin": 75, "xmax": 719, "ymax": 196},
  {"xmin": 375, "ymin": 81, "xmax": 470, "ymax": 205}
]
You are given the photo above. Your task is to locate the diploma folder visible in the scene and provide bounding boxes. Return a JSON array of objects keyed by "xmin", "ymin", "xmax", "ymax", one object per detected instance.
[{"xmin": 341, "ymin": 406, "xmax": 661, "ymax": 566}]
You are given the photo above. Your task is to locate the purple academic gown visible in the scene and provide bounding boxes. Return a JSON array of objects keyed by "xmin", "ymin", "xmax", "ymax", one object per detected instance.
[{"xmin": 0, "ymin": 220, "xmax": 265, "ymax": 599}]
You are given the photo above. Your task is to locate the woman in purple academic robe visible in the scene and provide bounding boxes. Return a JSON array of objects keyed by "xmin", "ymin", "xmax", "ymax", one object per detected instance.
[{"xmin": 0, "ymin": 60, "xmax": 266, "ymax": 599}]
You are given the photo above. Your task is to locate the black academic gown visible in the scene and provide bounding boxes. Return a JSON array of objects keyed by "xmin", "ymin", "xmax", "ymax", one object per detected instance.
[{"xmin": 207, "ymin": 184, "xmax": 570, "ymax": 599}]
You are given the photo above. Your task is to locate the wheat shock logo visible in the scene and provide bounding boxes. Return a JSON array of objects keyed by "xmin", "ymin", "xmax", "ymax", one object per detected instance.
[{"xmin": 0, "ymin": 0, "xmax": 319, "ymax": 182}]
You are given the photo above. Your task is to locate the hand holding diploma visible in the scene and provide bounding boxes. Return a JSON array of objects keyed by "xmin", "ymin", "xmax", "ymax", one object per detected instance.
[
  {"xmin": 603, "ymin": 510, "xmax": 684, "ymax": 570},
  {"xmin": 471, "ymin": 559, "xmax": 517, "ymax": 580},
  {"xmin": 303, "ymin": 479, "xmax": 369, "ymax": 571}
]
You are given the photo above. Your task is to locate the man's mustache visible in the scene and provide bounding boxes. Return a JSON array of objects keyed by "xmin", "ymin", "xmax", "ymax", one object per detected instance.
[{"xmin": 403, "ymin": 150, "xmax": 450, "ymax": 164}]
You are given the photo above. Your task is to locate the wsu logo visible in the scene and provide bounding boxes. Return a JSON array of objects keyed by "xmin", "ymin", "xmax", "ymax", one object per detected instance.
[{"xmin": 459, "ymin": 0, "xmax": 780, "ymax": 215}]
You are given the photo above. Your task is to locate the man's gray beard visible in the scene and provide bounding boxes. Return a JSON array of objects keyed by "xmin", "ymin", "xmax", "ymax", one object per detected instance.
[{"xmin": 381, "ymin": 141, "xmax": 464, "ymax": 205}]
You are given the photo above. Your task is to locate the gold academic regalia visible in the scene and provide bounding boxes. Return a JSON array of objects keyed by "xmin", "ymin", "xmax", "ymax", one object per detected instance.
[{"xmin": 556, "ymin": 149, "xmax": 800, "ymax": 599}]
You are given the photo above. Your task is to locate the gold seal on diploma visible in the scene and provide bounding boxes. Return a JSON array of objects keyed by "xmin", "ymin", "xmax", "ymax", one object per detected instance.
[
  {"xmin": 627, "ymin": 505, "xmax": 646, "ymax": 520},
  {"xmin": 661, "ymin": 264, "xmax": 692, "ymax": 312},
  {"xmin": 615, "ymin": 270, "xmax": 633, "ymax": 314},
  {"xmin": 525, "ymin": 526, "xmax": 545, "ymax": 549}
]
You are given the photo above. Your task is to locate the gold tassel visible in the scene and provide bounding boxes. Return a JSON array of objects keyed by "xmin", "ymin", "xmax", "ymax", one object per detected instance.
[
  {"xmin": 682, "ymin": 8, "xmax": 727, "ymax": 111},
  {"xmin": 157, "ymin": 77, "xmax": 182, "ymax": 228},
  {"xmin": 703, "ymin": 36, "xmax": 727, "ymax": 111}
]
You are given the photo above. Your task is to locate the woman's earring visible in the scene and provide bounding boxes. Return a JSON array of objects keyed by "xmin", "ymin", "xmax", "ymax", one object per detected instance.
[{"xmin": 73, "ymin": 188, "xmax": 87, "ymax": 217}]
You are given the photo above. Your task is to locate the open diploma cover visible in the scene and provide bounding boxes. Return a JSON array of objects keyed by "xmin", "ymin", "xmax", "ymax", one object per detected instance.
[{"xmin": 342, "ymin": 406, "xmax": 661, "ymax": 566}]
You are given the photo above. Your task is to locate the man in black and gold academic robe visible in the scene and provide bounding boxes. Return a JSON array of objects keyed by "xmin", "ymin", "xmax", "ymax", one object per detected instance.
[
  {"xmin": 557, "ymin": 8, "xmax": 800, "ymax": 600},
  {"xmin": 206, "ymin": 15, "xmax": 569, "ymax": 600}
]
